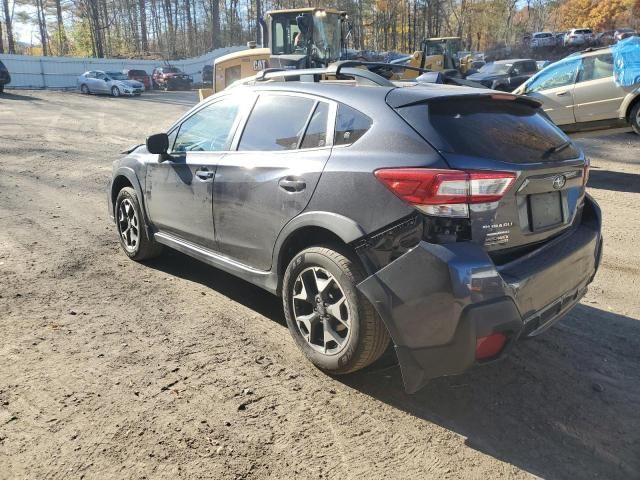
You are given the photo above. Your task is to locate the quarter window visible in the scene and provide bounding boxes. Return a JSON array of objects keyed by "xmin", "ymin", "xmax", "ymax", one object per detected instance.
[
  {"xmin": 578, "ymin": 54, "xmax": 613, "ymax": 82},
  {"xmin": 238, "ymin": 95, "xmax": 316, "ymax": 151},
  {"xmin": 173, "ymin": 96, "xmax": 242, "ymax": 152},
  {"xmin": 527, "ymin": 59, "xmax": 579, "ymax": 93},
  {"xmin": 334, "ymin": 104, "xmax": 372, "ymax": 146}
]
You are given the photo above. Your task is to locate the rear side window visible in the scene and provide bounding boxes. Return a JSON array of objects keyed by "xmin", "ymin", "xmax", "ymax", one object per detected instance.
[
  {"xmin": 301, "ymin": 102, "xmax": 330, "ymax": 149},
  {"xmin": 334, "ymin": 104, "xmax": 372, "ymax": 146},
  {"xmin": 239, "ymin": 95, "xmax": 315, "ymax": 151},
  {"xmin": 397, "ymin": 97, "xmax": 579, "ymax": 163}
]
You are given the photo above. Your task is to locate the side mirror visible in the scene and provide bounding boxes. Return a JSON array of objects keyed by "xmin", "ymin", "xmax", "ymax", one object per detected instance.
[{"xmin": 146, "ymin": 133, "xmax": 169, "ymax": 156}]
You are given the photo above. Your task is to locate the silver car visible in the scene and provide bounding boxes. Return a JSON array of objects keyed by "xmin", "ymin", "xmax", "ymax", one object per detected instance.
[
  {"xmin": 514, "ymin": 47, "xmax": 640, "ymax": 135},
  {"xmin": 77, "ymin": 70, "xmax": 144, "ymax": 97}
]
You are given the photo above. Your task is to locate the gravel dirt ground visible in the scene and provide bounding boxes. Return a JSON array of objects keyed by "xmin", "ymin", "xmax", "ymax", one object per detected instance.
[{"xmin": 1, "ymin": 90, "xmax": 639, "ymax": 480}]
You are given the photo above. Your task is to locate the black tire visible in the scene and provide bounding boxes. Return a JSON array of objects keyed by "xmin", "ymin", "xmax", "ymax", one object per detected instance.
[
  {"xmin": 630, "ymin": 101, "xmax": 640, "ymax": 136},
  {"xmin": 115, "ymin": 187, "xmax": 163, "ymax": 261},
  {"xmin": 0, "ymin": 84, "xmax": 4, "ymax": 94},
  {"xmin": 111, "ymin": 86, "xmax": 120, "ymax": 97},
  {"xmin": 80, "ymin": 84, "xmax": 90, "ymax": 95},
  {"xmin": 282, "ymin": 245, "xmax": 390, "ymax": 375}
]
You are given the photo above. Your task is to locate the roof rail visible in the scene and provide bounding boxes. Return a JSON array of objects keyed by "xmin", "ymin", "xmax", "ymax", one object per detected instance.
[
  {"xmin": 248, "ymin": 64, "xmax": 399, "ymax": 87},
  {"xmin": 331, "ymin": 60, "xmax": 430, "ymax": 77}
]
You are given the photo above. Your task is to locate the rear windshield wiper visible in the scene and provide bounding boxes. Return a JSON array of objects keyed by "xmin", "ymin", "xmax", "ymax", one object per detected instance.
[{"xmin": 542, "ymin": 140, "xmax": 572, "ymax": 159}]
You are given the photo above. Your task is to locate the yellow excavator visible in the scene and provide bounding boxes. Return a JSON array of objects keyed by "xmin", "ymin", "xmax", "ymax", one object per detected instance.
[
  {"xmin": 201, "ymin": 7, "xmax": 349, "ymax": 98},
  {"xmin": 399, "ymin": 37, "xmax": 474, "ymax": 79}
]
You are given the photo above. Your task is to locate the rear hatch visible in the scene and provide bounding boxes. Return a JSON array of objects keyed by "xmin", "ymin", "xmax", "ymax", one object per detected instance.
[{"xmin": 388, "ymin": 89, "xmax": 587, "ymax": 256}]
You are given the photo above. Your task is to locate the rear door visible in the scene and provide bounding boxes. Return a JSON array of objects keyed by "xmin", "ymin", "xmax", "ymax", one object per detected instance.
[
  {"xmin": 212, "ymin": 92, "xmax": 334, "ymax": 270},
  {"xmin": 521, "ymin": 58, "xmax": 580, "ymax": 125},
  {"xmin": 573, "ymin": 52, "xmax": 623, "ymax": 123},
  {"xmin": 145, "ymin": 95, "xmax": 249, "ymax": 249}
]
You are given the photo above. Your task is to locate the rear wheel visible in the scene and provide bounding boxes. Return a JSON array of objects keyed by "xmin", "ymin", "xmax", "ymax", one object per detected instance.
[
  {"xmin": 111, "ymin": 86, "xmax": 120, "ymax": 97},
  {"xmin": 282, "ymin": 246, "xmax": 390, "ymax": 375},
  {"xmin": 115, "ymin": 187, "xmax": 163, "ymax": 261},
  {"xmin": 630, "ymin": 102, "xmax": 640, "ymax": 135}
]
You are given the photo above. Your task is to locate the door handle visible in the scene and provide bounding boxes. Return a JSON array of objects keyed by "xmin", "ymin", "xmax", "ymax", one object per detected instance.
[
  {"xmin": 195, "ymin": 168, "xmax": 214, "ymax": 181},
  {"xmin": 279, "ymin": 177, "xmax": 306, "ymax": 192},
  {"xmin": 556, "ymin": 91, "xmax": 569, "ymax": 97}
]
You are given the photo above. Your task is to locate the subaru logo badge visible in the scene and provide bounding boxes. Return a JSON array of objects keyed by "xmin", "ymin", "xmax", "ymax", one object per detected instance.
[{"xmin": 552, "ymin": 175, "xmax": 566, "ymax": 190}]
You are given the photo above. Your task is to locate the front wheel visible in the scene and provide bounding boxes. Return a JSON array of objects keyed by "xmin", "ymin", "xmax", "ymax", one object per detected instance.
[
  {"xmin": 282, "ymin": 246, "xmax": 390, "ymax": 375},
  {"xmin": 111, "ymin": 86, "xmax": 120, "ymax": 97},
  {"xmin": 630, "ymin": 102, "xmax": 640, "ymax": 136},
  {"xmin": 80, "ymin": 84, "xmax": 89, "ymax": 94},
  {"xmin": 115, "ymin": 187, "xmax": 163, "ymax": 261}
]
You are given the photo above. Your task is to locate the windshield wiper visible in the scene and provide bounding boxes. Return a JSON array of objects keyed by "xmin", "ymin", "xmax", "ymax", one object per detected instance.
[{"xmin": 543, "ymin": 140, "xmax": 572, "ymax": 158}]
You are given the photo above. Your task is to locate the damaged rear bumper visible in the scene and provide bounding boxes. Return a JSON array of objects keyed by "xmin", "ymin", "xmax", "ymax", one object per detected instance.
[{"xmin": 357, "ymin": 195, "xmax": 602, "ymax": 394}]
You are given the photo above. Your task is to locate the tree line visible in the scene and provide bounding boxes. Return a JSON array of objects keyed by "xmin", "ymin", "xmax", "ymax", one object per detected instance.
[{"xmin": 0, "ymin": 0, "xmax": 639, "ymax": 58}]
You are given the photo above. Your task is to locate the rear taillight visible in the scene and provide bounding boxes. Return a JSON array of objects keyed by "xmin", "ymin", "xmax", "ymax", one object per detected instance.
[
  {"xmin": 374, "ymin": 168, "xmax": 516, "ymax": 218},
  {"xmin": 475, "ymin": 333, "xmax": 507, "ymax": 360}
]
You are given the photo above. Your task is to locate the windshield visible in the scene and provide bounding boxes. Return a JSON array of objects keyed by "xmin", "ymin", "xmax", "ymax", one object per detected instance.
[
  {"xmin": 106, "ymin": 72, "xmax": 128, "ymax": 80},
  {"xmin": 478, "ymin": 63, "xmax": 511, "ymax": 75},
  {"xmin": 312, "ymin": 12, "xmax": 342, "ymax": 63}
]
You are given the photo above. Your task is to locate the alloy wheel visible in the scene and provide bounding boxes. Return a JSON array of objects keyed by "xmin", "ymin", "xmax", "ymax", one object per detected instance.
[
  {"xmin": 117, "ymin": 198, "xmax": 139, "ymax": 252},
  {"xmin": 112, "ymin": 87, "xmax": 120, "ymax": 97},
  {"xmin": 292, "ymin": 267, "xmax": 351, "ymax": 355}
]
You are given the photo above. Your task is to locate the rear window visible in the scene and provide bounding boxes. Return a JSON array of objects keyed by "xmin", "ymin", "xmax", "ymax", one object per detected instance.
[
  {"xmin": 129, "ymin": 70, "xmax": 147, "ymax": 76},
  {"xmin": 397, "ymin": 97, "xmax": 579, "ymax": 163}
]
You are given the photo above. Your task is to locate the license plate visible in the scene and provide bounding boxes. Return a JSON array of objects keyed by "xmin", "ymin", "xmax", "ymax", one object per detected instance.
[{"xmin": 530, "ymin": 191, "xmax": 563, "ymax": 231}]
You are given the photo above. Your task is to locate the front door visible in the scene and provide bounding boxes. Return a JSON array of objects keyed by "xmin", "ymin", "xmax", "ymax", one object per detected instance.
[
  {"xmin": 524, "ymin": 58, "xmax": 580, "ymax": 126},
  {"xmin": 145, "ymin": 95, "xmax": 246, "ymax": 249},
  {"xmin": 573, "ymin": 52, "xmax": 623, "ymax": 123},
  {"xmin": 213, "ymin": 93, "xmax": 334, "ymax": 270}
]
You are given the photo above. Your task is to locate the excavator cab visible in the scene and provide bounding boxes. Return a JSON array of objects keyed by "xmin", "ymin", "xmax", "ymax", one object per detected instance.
[
  {"xmin": 268, "ymin": 9, "xmax": 346, "ymax": 69},
  {"xmin": 207, "ymin": 7, "xmax": 347, "ymax": 97}
]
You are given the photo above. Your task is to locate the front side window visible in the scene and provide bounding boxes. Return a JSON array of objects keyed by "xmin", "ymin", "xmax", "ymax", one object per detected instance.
[
  {"xmin": 173, "ymin": 96, "xmax": 243, "ymax": 152},
  {"xmin": 334, "ymin": 104, "xmax": 372, "ymax": 146},
  {"xmin": 238, "ymin": 95, "xmax": 316, "ymax": 151},
  {"xmin": 526, "ymin": 59, "xmax": 579, "ymax": 93},
  {"xmin": 577, "ymin": 54, "xmax": 613, "ymax": 83}
]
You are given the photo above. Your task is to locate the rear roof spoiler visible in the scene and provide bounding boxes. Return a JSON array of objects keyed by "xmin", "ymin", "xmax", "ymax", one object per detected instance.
[{"xmin": 386, "ymin": 90, "xmax": 542, "ymax": 109}]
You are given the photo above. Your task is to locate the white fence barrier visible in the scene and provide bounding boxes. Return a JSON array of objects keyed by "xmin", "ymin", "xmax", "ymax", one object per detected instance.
[{"xmin": 0, "ymin": 46, "xmax": 244, "ymax": 89}]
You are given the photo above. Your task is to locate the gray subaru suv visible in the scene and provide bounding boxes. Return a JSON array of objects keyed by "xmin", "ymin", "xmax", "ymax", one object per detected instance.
[{"xmin": 108, "ymin": 80, "xmax": 602, "ymax": 393}]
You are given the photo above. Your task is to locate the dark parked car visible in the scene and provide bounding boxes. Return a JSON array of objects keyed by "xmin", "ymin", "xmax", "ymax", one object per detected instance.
[
  {"xmin": 108, "ymin": 73, "xmax": 602, "ymax": 393},
  {"xmin": 467, "ymin": 59, "xmax": 538, "ymax": 91},
  {"xmin": 152, "ymin": 66, "xmax": 192, "ymax": 90},
  {"xmin": 0, "ymin": 60, "xmax": 11, "ymax": 94},
  {"xmin": 125, "ymin": 69, "xmax": 151, "ymax": 90}
]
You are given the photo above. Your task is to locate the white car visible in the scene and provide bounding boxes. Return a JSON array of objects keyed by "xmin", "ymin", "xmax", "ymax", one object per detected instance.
[
  {"xmin": 566, "ymin": 28, "xmax": 594, "ymax": 47},
  {"xmin": 514, "ymin": 47, "xmax": 640, "ymax": 135},
  {"xmin": 531, "ymin": 32, "xmax": 556, "ymax": 49},
  {"xmin": 77, "ymin": 70, "xmax": 144, "ymax": 97}
]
